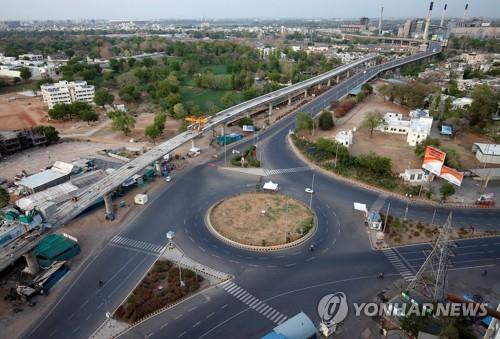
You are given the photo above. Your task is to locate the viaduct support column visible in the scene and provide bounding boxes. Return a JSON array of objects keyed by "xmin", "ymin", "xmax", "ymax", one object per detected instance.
[
  {"xmin": 336, "ymin": 75, "xmax": 340, "ymax": 83},
  {"xmin": 346, "ymin": 70, "xmax": 350, "ymax": 78},
  {"xmin": 304, "ymin": 89, "xmax": 308, "ymax": 97},
  {"xmin": 23, "ymin": 253, "xmax": 39, "ymax": 276},
  {"xmin": 104, "ymin": 193, "xmax": 114, "ymax": 220},
  {"xmin": 288, "ymin": 95, "xmax": 292, "ymax": 106},
  {"xmin": 268, "ymin": 102, "xmax": 273, "ymax": 116},
  {"xmin": 327, "ymin": 79, "xmax": 331, "ymax": 87}
]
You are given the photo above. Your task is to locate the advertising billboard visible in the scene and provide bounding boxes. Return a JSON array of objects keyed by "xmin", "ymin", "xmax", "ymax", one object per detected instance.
[
  {"xmin": 439, "ymin": 166, "xmax": 464, "ymax": 187},
  {"xmin": 422, "ymin": 146, "xmax": 446, "ymax": 176}
]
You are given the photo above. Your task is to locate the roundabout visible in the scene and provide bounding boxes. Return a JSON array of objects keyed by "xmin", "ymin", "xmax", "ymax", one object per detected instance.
[{"xmin": 207, "ymin": 192, "xmax": 315, "ymax": 250}]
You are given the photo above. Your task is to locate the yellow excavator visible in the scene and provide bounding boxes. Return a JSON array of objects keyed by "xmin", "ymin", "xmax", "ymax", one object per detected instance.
[{"xmin": 185, "ymin": 116, "xmax": 209, "ymax": 132}]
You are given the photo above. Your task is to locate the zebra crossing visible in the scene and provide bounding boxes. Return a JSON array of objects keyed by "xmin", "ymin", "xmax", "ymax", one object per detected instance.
[
  {"xmin": 221, "ymin": 281, "xmax": 288, "ymax": 324},
  {"xmin": 382, "ymin": 248, "xmax": 415, "ymax": 281},
  {"xmin": 264, "ymin": 166, "xmax": 311, "ymax": 177},
  {"xmin": 109, "ymin": 235, "xmax": 165, "ymax": 255}
]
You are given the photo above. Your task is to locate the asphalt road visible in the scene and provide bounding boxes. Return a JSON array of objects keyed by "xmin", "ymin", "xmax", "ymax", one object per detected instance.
[{"xmin": 24, "ymin": 45, "xmax": 500, "ymax": 339}]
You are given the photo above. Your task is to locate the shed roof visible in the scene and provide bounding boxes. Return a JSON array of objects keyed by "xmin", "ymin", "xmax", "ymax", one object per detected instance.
[{"xmin": 18, "ymin": 170, "xmax": 68, "ymax": 190}]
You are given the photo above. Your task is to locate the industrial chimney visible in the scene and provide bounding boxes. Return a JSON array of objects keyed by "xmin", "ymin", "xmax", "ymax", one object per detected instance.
[
  {"xmin": 462, "ymin": 3, "xmax": 469, "ymax": 24},
  {"xmin": 379, "ymin": 6, "xmax": 384, "ymax": 35},
  {"xmin": 440, "ymin": 3, "xmax": 447, "ymax": 27},
  {"xmin": 423, "ymin": 1, "xmax": 434, "ymax": 41}
]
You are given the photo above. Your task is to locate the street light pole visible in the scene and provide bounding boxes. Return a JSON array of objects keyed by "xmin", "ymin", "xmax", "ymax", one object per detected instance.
[{"xmin": 309, "ymin": 172, "xmax": 315, "ymax": 209}]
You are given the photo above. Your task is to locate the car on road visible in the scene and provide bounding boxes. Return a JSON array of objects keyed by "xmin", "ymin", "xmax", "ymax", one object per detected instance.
[
  {"xmin": 165, "ymin": 176, "xmax": 171, "ymax": 182},
  {"xmin": 305, "ymin": 188, "xmax": 314, "ymax": 194}
]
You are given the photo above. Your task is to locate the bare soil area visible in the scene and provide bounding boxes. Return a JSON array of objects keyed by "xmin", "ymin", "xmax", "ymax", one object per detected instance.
[
  {"xmin": 0, "ymin": 141, "xmax": 117, "ymax": 179},
  {"xmin": 211, "ymin": 192, "xmax": 313, "ymax": 247},
  {"xmin": 383, "ymin": 214, "xmax": 500, "ymax": 247},
  {"xmin": 0, "ymin": 94, "xmax": 48, "ymax": 130}
]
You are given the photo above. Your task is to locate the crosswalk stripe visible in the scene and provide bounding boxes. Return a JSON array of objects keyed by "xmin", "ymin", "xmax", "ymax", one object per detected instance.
[
  {"xmin": 242, "ymin": 295, "xmax": 253, "ymax": 303},
  {"xmin": 255, "ymin": 304, "xmax": 266, "ymax": 312},
  {"xmin": 272, "ymin": 313, "xmax": 283, "ymax": 323},
  {"xmin": 229, "ymin": 287, "xmax": 243, "ymax": 295},
  {"xmin": 260, "ymin": 305, "xmax": 271, "ymax": 314},
  {"xmin": 225, "ymin": 284, "xmax": 239, "ymax": 293},
  {"xmin": 267, "ymin": 310, "xmax": 277, "ymax": 319},
  {"xmin": 245, "ymin": 297, "xmax": 257, "ymax": 305},
  {"xmin": 221, "ymin": 280, "xmax": 232, "ymax": 287},
  {"xmin": 252, "ymin": 301, "xmax": 263, "ymax": 309},
  {"xmin": 249, "ymin": 300, "xmax": 260, "ymax": 308},
  {"xmin": 234, "ymin": 290, "xmax": 247, "ymax": 298}
]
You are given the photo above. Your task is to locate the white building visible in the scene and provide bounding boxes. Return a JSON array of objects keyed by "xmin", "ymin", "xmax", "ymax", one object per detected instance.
[
  {"xmin": 335, "ymin": 130, "xmax": 353, "ymax": 147},
  {"xmin": 376, "ymin": 110, "xmax": 433, "ymax": 146},
  {"xmin": 376, "ymin": 113, "xmax": 410, "ymax": 134},
  {"xmin": 399, "ymin": 169, "xmax": 429, "ymax": 184},
  {"xmin": 452, "ymin": 97, "xmax": 473, "ymax": 109},
  {"xmin": 41, "ymin": 80, "xmax": 95, "ymax": 109},
  {"xmin": 472, "ymin": 143, "xmax": 500, "ymax": 165},
  {"xmin": 18, "ymin": 54, "xmax": 43, "ymax": 62}
]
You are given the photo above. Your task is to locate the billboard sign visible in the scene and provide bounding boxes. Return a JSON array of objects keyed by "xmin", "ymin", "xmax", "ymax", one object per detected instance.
[
  {"xmin": 422, "ymin": 146, "xmax": 446, "ymax": 176},
  {"xmin": 439, "ymin": 166, "xmax": 464, "ymax": 187}
]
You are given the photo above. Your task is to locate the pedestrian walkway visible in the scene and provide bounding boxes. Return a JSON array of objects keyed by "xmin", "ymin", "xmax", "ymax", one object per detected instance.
[
  {"xmin": 382, "ymin": 248, "xmax": 415, "ymax": 281},
  {"xmin": 264, "ymin": 166, "xmax": 311, "ymax": 177},
  {"xmin": 221, "ymin": 280, "xmax": 288, "ymax": 324},
  {"xmin": 163, "ymin": 243, "xmax": 231, "ymax": 284},
  {"xmin": 109, "ymin": 235, "xmax": 165, "ymax": 255},
  {"xmin": 370, "ymin": 193, "xmax": 389, "ymax": 213}
]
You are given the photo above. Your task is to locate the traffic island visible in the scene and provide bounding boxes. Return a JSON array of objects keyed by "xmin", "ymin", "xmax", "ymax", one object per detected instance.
[
  {"xmin": 113, "ymin": 260, "xmax": 206, "ymax": 324},
  {"xmin": 207, "ymin": 192, "xmax": 316, "ymax": 251}
]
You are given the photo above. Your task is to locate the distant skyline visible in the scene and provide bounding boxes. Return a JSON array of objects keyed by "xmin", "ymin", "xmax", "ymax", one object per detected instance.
[{"xmin": 2, "ymin": 0, "xmax": 500, "ymax": 21}]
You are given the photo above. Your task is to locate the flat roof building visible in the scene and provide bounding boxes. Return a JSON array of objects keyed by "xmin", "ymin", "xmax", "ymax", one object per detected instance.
[
  {"xmin": 41, "ymin": 80, "xmax": 95, "ymax": 109},
  {"xmin": 472, "ymin": 143, "xmax": 500, "ymax": 165}
]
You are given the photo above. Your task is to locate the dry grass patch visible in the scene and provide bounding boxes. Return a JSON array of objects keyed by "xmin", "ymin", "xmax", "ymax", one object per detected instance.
[{"xmin": 211, "ymin": 192, "xmax": 313, "ymax": 247}]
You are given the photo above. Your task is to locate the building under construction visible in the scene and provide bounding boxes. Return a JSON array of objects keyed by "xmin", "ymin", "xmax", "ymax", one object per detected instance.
[{"xmin": 0, "ymin": 129, "xmax": 48, "ymax": 158}]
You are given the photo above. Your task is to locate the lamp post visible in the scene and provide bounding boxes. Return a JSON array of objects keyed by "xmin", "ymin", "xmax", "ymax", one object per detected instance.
[
  {"xmin": 309, "ymin": 172, "xmax": 315, "ymax": 209},
  {"xmin": 404, "ymin": 194, "xmax": 412, "ymax": 221}
]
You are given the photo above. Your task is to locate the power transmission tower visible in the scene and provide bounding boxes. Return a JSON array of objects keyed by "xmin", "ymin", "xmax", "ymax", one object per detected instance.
[{"xmin": 406, "ymin": 212, "xmax": 455, "ymax": 301}]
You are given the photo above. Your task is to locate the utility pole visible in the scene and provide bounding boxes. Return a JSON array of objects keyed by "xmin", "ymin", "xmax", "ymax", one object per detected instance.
[
  {"xmin": 309, "ymin": 172, "xmax": 315, "ymax": 209},
  {"xmin": 383, "ymin": 202, "xmax": 390, "ymax": 232}
]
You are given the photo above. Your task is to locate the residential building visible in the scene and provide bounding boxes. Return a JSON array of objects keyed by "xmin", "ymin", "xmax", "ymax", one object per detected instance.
[
  {"xmin": 472, "ymin": 143, "xmax": 500, "ymax": 165},
  {"xmin": 452, "ymin": 97, "xmax": 473, "ymax": 109},
  {"xmin": 41, "ymin": 80, "xmax": 95, "ymax": 109},
  {"xmin": 335, "ymin": 130, "xmax": 353, "ymax": 147},
  {"xmin": 339, "ymin": 24, "xmax": 367, "ymax": 33},
  {"xmin": 449, "ymin": 26, "xmax": 499, "ymax": 39},
  {"xmin": 376, "ymin": 110, "xmax": 433, "ymax": 146},
  {"xmin": 400, "ymin": 169, "xmax": 429, "ymax": 184},
  {"xmin": 18, "ymin": 54, "xmax": 43, "ymax": 62}
]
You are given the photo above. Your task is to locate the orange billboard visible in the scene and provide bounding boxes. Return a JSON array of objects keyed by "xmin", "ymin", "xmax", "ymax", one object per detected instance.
[
  {"xmin": 422, "ymin": 146, "xmax": 446, "ymax": 176},
  {"xmin": 439, "ymin": 166, "xmax": 464, "ymax": 187}
]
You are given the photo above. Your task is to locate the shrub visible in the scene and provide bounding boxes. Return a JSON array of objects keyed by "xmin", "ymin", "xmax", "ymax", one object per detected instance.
[{"xmin": 318, "ymin": 111, "xmax": 334, "ymax": 130}]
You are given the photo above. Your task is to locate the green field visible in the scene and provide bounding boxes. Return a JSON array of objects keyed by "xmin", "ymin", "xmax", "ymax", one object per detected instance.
[
  {"xmin": 180, "ymin": 87, "xmax": 230, "ymax": 112},
  {"xmin": 200, "ymin": 64, "xmax": 228, "ymax": 75}
]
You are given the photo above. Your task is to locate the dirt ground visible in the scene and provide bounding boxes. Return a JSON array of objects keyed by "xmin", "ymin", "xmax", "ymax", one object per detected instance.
[
  {"xmin": 0, "ymin": 93, "xmax": 48, "ymax": 130},
  {"xmin": 0, "ymin": 141, "xmax": 118, "ymax": 179},
  {"xmin": 312, "ymin": 93, "xmax": 488, "ymax": 173},
  {"xmin": 211, "ymin": 192, "xmax": 313, "ymax": 246},
  {"xmin": 383, "ymin": 215, "xmax": 500, "ymax": 247}
]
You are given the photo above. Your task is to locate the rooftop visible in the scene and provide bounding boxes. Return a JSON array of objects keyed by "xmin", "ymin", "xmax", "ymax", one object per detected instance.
[{"xmin": 18, "ymin": 170, "xmax": 68, "ymax": 190}]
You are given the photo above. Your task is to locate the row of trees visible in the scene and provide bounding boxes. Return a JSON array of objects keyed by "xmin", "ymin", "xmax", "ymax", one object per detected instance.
[
  {"xmin": 379, "ymin": 81, "xmax": 437, "ymax": 109},
  {"xmin": 48, "ymin": 102, "xmax": 98, "ymax": 123}
]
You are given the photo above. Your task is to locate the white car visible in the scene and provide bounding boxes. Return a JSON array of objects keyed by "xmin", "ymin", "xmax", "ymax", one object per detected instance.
[
  {"xmin": 165, "ymin": 176, "xmax": 172, "ymax": 182},
  {"xmin": 305, "ymin": 188, "xmax": 314, "ymax": 194}
]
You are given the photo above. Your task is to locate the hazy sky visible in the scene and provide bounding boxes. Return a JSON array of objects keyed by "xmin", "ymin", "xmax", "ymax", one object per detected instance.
[{"xmin": 2, "ymin": 0, "xmax": 500, "ymax": 20}]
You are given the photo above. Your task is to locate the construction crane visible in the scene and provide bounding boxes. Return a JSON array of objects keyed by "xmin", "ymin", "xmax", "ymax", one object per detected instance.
[{"xmin": 185, "ymin": 116, "xmax": 209, "ymax": 132}]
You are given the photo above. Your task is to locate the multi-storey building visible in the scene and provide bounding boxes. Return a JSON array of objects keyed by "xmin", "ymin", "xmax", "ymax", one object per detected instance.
[{"xmin": 41, "ymin": 80, "xmax": 95, "ymax": 109}]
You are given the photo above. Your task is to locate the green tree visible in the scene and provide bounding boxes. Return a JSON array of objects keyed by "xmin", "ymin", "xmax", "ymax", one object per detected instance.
[
  {"xmin": 400, "ymin": 313, "xmax": 430, "ymax": 336},
  {"xmin": 238, "ymin": 116, "xmax": 253, "ymax": 128},
  {"xmin": 172, "ymin": 103, "xmax": 186, "ymax": 119},
  {"xmin": 94, "ymin": 88, "xmax": 114, "ymax": 107},
  {"xmin": 467, "ymin": 84, "xmax": 498, "ymax": 128},
  {"xmin": 296, "ymin": 112, "xmax": 313, "ymax": 132},
  {"xmin": 40, "ymin": 126, "xmax": 59, "ymax": 144},
  {"xmin": 440, "ymin": 182, "xmax": 456, "ymax": 200},
  {"xmin": 221, "ymin": 92, "xmax": 238, "ymax": 108},
  {"xmin": 20, "ymin": 67, "xmax": 32, "ymax": 80},
  {"xmin": 318, "ymin": 111, "xmax": 334, "ymax": 130},
  {"xmin": 440, "ymin": 323, "xmax": 460, "ymax": 339},
  {"xmin": 356, "ymin": 91, "xmax": 366, "ymax": 103},
  {"xmin": 362, "ymin": 83, "xmax": 373, "ymax": 94},
  {"xmin": 0, "ymin": 187, "xmax": 9, "ymax": 208},
  {"xmin": 108, "ymin": 111, "xmax": 136, "ymax": 135},
  {"xmin": 119, "ymin": 84, "xmax": 141, "ymax": 102},
  {"xmin": 154, "ymin": 112, "xmax": 166, "ymax": 132},
  {"xmin": 361, "ymin": 111, "xmax": 382, "ymax": 137},
  {"xmin": 80, "ymin": 110, "xmax": 99, "ymax": 124},
  {"xmin": 145, "ymin": 123, "xmax": 161, "ymax": 144}
]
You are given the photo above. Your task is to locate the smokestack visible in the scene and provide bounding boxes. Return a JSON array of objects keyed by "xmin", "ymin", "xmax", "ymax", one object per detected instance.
[
  {"xmin": 379, "ymin": 6, "xmax": 384, "ymax": 35},
  {"xmin": 462, "ymin": 3, "xmax": 469, "ymax": 24},
  {"xmin": 423, "ymin": 1, "xmax": 433, "ymax": 41},
  {"xmin": 440, "ymin": 3, "xmax": 447, "ymax": 27}
]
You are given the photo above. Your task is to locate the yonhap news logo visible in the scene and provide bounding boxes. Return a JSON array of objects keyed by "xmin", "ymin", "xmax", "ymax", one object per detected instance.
[
  {"xmin": 317, "ymin": 292, "xmax": 349, "ymax": 330},
  {"xmin": 317, "ymin": 291, "xmax": 489, "ymax": 324}
]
